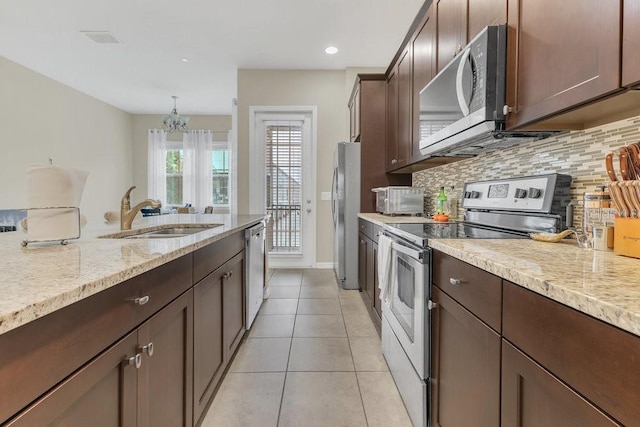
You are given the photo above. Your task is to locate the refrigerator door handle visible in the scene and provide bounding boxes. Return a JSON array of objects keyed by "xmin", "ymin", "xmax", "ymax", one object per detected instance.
[{"xmin": 331, "ymin": 167, "xmax": 337, "ymax": 226}]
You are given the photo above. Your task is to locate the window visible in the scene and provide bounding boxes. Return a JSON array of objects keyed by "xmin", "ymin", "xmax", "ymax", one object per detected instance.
[
  {"xmin": 165, "ymin": 148, "xmax": 184, "ymax": 206},
  {"xmin": 265, "ymin": 123, "xmax": 303, "ymax": 254},
  {"xmin": 148, "ymin": 129, "xmax": 235, "ymax": 212},
  {"xmin": 212, "ymin": 147, "xmax": 229, "ymax": 206}
]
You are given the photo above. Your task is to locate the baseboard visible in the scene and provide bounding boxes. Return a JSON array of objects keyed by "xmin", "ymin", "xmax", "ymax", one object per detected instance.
[{"xmin": 314, "ymin": 262, "xmax": 333, "ymax": 269}]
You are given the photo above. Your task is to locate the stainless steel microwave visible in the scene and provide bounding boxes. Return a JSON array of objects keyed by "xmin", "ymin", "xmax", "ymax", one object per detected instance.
[{"xmin": 418, "ymin": 25, "xmax": 557, "ymax": 157}]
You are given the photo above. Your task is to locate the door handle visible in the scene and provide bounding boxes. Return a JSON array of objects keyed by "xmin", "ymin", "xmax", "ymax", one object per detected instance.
[
  {"xmin": 125, "ymin": 353, "xmax": 142, "ymax": 369},
  {"xmin": 140, "ymin": 342, "xmax": 154, "ymax": 357},
  {"xmin": 455, "ymin": 47, "xmax": 472, "ymax": 117}
]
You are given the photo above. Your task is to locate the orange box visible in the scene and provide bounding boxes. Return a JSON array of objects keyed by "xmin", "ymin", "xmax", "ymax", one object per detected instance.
[{"xmin": 613, "ymin": 217, "xmax": 640, "ymax": 258}]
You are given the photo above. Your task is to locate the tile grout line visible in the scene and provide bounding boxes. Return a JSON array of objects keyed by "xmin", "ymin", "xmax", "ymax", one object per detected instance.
[
  {"xmin": 275, "ymin": 270, "xmax": 303, "ymax": 427},
  {"xmin": 338, "ymin": 282, "xmax": 371, "ymax": 427}
]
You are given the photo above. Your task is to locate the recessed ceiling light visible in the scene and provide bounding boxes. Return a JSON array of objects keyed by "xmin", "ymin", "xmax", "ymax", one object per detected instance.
[
  {"xmin": 325, "ymin": 46, "xmax": 338, "ymax": 55},
  {"xmin": 181, "ymin": 57, "xmax": 189, "ymax": 62}
]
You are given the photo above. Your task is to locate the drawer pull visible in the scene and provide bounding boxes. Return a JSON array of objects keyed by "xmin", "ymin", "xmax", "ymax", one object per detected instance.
[
  {"xmin": 126, "ymin": 353, "xmax": 142, "ymax": 369},
  {"xmin": 141, "ymin": 342, "xmax": 154, "ymax": 357},
  {"xmin": 133, "ymin": 295, "xmax": 150, "ymax": 305},
  {"xmin": 449, "ymin": 278, "xmax": 462, "ymax": 285},
  {"xmin": 427, "ymin": 300, "xmax": 438, "ymax": 310},
  {"xmin": 223, "ymin": 272, "xmax": 233, "ymax": 280}
]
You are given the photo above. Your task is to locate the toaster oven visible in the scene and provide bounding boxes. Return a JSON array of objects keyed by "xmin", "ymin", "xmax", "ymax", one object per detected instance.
[{"xmin": 372, "ymin": 187, "xmax": 424, "ymax": 216}]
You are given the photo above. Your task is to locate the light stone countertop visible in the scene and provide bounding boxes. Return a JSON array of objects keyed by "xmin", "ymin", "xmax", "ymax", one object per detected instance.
[
  {"xmin": 0, "ymin": 213, "xmax": 266, "ymax": 336},
  {"xmin": 358, "ymin": 212, "xmax": 440, "ymax": 227},
  {"xmin": 358, "ymin": 214, "xmax": 640, "ymax": 337}
]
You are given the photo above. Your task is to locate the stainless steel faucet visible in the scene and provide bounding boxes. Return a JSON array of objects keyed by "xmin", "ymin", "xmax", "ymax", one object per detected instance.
[{"xmin": 120, "ymin": 186, "xmax": 161, "ymax": 230}]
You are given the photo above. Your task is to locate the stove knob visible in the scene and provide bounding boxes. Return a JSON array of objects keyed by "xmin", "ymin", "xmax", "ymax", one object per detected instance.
[
  {"xmin": 464, "ymin": 191, "xmax": 472, "ymax": 199},
  {"xmin": 528, "ymin": 188, "xmax": 542, "ymax": 198},
  {"xmin": 470, "ymin": 191, "xmax": 481, "ymax": 199},
  {"xmin": 515, "ymin": 188, "xmax": 528, "ymax": 199}
]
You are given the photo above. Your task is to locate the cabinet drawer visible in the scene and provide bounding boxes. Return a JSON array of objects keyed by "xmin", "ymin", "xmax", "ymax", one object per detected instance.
[
  {"xmin": 432, "ymin": 250, "xmax": 502, "ymax": 332},
  {"xmin": 193, "ymin": 230, "xmax": 245, "ymax": 283},
  {"xmin": 0, "ymin": 254, "xmax": 192, "ymax": 424},
  {"xmin": 503, "ymin": 281, "xmax": 640, "ymax": 426},
  {"xmin": 358, "ymin": 219, "xmax": 373, "ymax": 240}
]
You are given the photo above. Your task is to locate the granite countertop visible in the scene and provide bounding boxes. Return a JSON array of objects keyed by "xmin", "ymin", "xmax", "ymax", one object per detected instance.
[
  {"xmin": 429, "ymin": 239, "xmax": 640, "ymax": 337},
  {"xmin": 358, "ymin": 212, "xmax": 440, "ymax": 226},
  {"xmin": 0, "ymin": 213, "xmax": 266, "ymax": 336},
  {"xmin": 358, "ymin": 214, "xmax": 640, "ymax": 338}
]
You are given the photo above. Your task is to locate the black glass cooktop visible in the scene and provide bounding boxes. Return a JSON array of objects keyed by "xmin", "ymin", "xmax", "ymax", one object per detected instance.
[{"xmin": 385, "ymin": 222, "xmax": 528, "ymax": 247}]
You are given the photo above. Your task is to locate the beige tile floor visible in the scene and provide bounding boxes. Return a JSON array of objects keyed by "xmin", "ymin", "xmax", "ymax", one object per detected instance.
[{"xmin": 201, "ymin": 268, "xmax": 412, "ymax": 427}]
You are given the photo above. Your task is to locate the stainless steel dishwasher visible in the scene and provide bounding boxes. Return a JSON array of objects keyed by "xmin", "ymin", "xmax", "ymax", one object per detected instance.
[{"xmin": 245, "ymin": 221, "xmax": 266, "ymax": 329}]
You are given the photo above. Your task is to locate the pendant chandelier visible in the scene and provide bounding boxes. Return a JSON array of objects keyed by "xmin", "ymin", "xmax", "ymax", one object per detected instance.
[{"xmin": 162, "ymin": 95, "xmax": 189, "ymax": 133}]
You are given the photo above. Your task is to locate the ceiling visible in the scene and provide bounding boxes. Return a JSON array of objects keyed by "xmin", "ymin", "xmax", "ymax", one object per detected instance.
[{"xmin": 0, "ymin": 0, "xmax": 425, "ymax": 115}]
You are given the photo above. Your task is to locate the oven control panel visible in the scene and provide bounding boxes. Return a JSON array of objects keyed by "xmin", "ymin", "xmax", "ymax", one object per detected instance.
[{"xmin": 461, "ymin": 174, "xmax": 571, "ymax": 213}]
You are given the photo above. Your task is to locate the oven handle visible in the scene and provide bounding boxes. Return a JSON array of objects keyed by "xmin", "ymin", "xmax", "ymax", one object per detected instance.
[{"xmin": 391, "ymin": 240, "xmax": 425, "ymax": 261}]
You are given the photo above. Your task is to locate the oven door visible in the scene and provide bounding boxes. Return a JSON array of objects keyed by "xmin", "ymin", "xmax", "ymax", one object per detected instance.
[{"xmin": 383, "ymin": 238, "xmax": 430, "ymax": 379}]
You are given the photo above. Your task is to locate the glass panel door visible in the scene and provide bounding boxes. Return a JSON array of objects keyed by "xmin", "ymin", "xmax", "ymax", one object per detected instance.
[{"xmin": 265, "ymin": 122, "xmax": 303, "ymax": 255}]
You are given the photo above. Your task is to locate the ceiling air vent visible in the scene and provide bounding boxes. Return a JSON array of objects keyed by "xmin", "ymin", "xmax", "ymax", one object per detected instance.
[{"xmin": 81, "ymin": 31, "xmax": 121, "ymax": 44}]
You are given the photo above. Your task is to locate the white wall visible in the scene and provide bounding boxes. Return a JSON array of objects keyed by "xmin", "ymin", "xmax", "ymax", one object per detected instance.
[
  {"xmin": 131, "ymin": 115, "xmax": 232, "ymax": 202},
  {"xmin": 237, "ymin": 69, "xmax": 349, "ymax": 264},
  {"xmin": 0, "ymin": 56, "xmax": 133, "ymax": 222}
]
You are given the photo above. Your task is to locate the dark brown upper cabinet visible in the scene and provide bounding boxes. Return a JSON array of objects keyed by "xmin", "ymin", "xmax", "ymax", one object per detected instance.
[
  {"xmin": 386, "ymin": 47, "xmax": 415, "ymax": 172},
  {"xmin": 412, "ymin": 6, "xmax": 436, "ymax": 163},
  {"xmin": 436, "ymin": 0, "xmax": 467, "ymax": 73},
  {"xmin": 623, "ymin": 0, "xmax": 640, "ymax": 87},
  {"xmin": 467, "ymin": 0, "xmax": 507, "ymax": 42},
  {"xmin": 505, "ymin": 0, "xmax": 622, "ymax": 129},
  {"xmin": 386, "ymin": 67, "xmax": 400, "ymax": 170}
]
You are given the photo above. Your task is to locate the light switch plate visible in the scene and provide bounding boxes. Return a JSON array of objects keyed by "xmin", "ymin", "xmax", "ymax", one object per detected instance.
[{"xmin": 321, "ymin": 192, "xmax": 331, "ymax": 201}]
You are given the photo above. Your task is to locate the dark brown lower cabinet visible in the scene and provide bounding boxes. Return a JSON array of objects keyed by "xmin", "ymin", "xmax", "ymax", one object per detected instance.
[
  {"xmin": 138, "ymin": 290, "xmax": 194, "ymax": 427},
  {"xmin": 430, "ymin": 286, "xmax": 501, "ymax": 427},
  {"xmin": 8, "ymin": 290, "xmax": 194, "ymax": 427},
  {"xmin": 501, "ymin": 340, "xmax": 619, "ymax": 426},
  {"xmin": 357, "ymin": 222, "xmax": 381, "ymax": 324},
  {"xmin": 194, "ymin": 250, "xmax": 245, "ymax": 424},
  {"xmin": 358, "ymin": 232, "xmax": 368, "ymax": 293}
]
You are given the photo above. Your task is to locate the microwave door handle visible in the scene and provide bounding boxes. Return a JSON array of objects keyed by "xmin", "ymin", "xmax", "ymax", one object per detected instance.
[
  {"xmin": 455, "ymin": 47, "xmax": 472, "ymax": 117},
  {"xmin": 391, "ymin": 241, "xmax": 424, "ymax": 261}
]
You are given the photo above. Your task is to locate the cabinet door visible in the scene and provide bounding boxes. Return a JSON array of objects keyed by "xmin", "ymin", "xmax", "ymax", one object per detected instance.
[
  {"xmin": 365, "ymin": 235, "xmax": 375, "ymax": 303},
  {"xmin": 467, "ymin": 0, "xmax": 507, "ymax": 40},
  {"xmin": 412, "ymin": 7, "xmax": 436, "ymax": 162},
  {"xmin": 372, "ymin": 242, "xmax": 381, "ymax": 319},
  {"xmin": 623, "ymin": 0, "xmax": 640, "ymax": 86},
  {"xmin": 397, "ymin": 47, "xmax": 412, "ymax": 168},
  {"xmin": 506, "ymin": 0, "xmax": 621, "ymax": 129},
  {"xmin": 358, "ymin": 232, "xmax": 368, "ymax": 293},
  {"xmin": 193, "ymin": 267, "xmax": 225, "ymax": 423},
  {"xmin": 502, "ymin": 340, "xmax": 619, "ymax": 426},
  {"xmin": 436, "ymin": 0, "xmax": 467, "ymax": 73},
  {"xmin": 7, "ymin": 333, "xmax": 138, "ymax": 426},
  {"xmin": 138, "ymin": 290, "xmax": 193, "ymax": 427},
  {"xmin": 223, "ymin": 251, "xmax": 246, "ymax": 359},
  {"xmin": 386, "ymin": 68, "xmax": 399, "ymax": 170},
  {"xmin": 430, "ymin": 286, "xmax": 500, "ymax": 427}
]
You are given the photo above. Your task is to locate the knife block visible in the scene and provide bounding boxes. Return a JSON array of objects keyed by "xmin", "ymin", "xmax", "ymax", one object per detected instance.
[{"xmin": 613, "ymin": 218, "xmax": 640, "ymax": 258}]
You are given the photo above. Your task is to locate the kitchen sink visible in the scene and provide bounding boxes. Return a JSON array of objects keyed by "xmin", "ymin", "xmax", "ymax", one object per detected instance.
[{"xmin": 99, "ymin": 225, "xmax": 221, "ymax": 239}]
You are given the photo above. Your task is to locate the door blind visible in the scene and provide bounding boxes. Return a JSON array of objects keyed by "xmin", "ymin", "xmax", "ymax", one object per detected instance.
[{"xmin": 265, "ymin": 122, "xmax": 303, "ymax": 254}]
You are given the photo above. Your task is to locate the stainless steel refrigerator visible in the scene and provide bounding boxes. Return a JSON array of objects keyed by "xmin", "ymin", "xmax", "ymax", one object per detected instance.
[{"xmin": 332, "ymin": 142, "xmax": 360, "ymax": 289}]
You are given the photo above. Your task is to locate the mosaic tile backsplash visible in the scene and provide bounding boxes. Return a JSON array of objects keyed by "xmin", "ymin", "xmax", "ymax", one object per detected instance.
[{"xmin": 412, "ymin": 115, "xmax": 640, "ymax": 226}]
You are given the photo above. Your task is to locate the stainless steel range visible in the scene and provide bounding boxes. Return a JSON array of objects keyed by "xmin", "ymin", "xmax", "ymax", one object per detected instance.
[{"xmin": 380, "ymin": 173, "xmax": 572, "ymax": 427}]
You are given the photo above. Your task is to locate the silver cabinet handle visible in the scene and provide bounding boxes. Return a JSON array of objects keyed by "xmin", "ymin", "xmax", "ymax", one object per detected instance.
[
  {"xmin": 449, "ymin": 278, "xmax": 462, "ymax": 285},
  {"xmin": 223, "ymin": 271, "xmax": 233, "ymax": 280},
  {"xmin": 133, "ymin": 296, "xmax": 150, "ymax": 305},
  {"xmin": 141, "ymin": 342, "xmax": 154, "ymax": 357},
  {"xmin": 126, "ymin": 353, "xmax": 142, "ymax": 369},
  {"xmin": 427, "ymin": 300, "xmax": 438, "ymax": 310}
]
